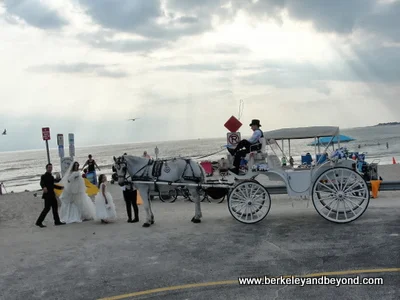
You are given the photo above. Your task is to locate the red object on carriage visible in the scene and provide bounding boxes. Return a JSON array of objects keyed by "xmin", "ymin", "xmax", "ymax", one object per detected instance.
[{"xmin": 200, "ymin": 161, "xmax": 213, "ymax": 177}]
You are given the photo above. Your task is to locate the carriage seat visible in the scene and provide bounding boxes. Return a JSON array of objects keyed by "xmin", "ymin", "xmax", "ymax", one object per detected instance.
[
  {"xmin": 249, "ymin": 137, "xmax": 267, "ymax": 155},
  {"xmin": 266, "ymin": 154, "xmax": 281, "ymax": 169},
  {"xmin": 245, "ymin": 137, "xmax": 267, "ymax": 165}
]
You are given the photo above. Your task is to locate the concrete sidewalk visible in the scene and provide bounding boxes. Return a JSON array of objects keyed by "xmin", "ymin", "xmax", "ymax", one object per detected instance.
[{"xmin": 0, "ymin": 193, "xmax": 399, "ymax": 300}]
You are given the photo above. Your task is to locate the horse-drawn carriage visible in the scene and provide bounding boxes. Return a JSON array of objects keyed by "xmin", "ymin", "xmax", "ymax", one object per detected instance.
[{"xmin": 112, "ymin": 126, "xmax": 370, "ymax": 227}]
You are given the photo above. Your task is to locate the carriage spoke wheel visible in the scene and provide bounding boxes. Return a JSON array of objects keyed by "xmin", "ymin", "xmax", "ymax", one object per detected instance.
[
  {"xmin": 159, "ymin": 189, "xmax": 178, "ymax": 203},
  {"xmin": 312, "ymin": 167, "xmax": 370, "ymax": 224},
  {"xmin": 228, "ymin": 180, "xmax": 271, "ymax": 224}
]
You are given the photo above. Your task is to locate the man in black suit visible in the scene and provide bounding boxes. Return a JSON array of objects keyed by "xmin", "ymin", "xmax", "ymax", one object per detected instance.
[
  {"xmin": 35, "ymin": 163, "xmax": 65, "ymax": 228},
  {"xmin": 123, "ymin": 180, "xmax": 139, "ymax": 223}
]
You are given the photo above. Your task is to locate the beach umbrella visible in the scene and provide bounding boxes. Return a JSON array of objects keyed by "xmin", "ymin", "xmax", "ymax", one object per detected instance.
[{"xmin": 308, "ymin": 135, "xmax": 355, "ymax": 146}]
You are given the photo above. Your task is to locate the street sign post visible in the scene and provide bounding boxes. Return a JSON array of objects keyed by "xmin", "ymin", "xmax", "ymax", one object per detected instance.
[
  {"xmin": 68, "ymin": 133, "xmax": 75, "ymax": 158},
  {"xmin": 57, "ymin": 134, "xmax": 64, "ymax": 146},
  {"xmin": 57, "ymin": 134, "xmax": 64, "ymax": 158},
  {"xmin": 58, "ymin": 146, "xmax": 65, "ymax": 158},
  {"xmin": 42, "ymin": 127, "xmax": 51, "ymax": 164},
  {"xmin": 227, "ymin": 132, "xmax": 241, "ymax": 147}
]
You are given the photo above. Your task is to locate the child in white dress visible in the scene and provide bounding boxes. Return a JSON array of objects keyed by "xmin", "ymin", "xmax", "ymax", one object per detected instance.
[{"xmin": 95, "ymin": 174, "xmax": 117, "ymax": 223}]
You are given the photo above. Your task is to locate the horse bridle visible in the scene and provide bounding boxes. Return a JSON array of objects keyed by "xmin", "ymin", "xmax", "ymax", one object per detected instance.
[{"xmin": 113, "ymin": 157, "xmax": 130, "ymax": 184}]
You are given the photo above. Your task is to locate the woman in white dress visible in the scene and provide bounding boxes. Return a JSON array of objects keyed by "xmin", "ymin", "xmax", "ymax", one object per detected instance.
[
  {"xmin": 59, "ymin": 162, "xmax": 96, "ymax": 223},
  {"xmin": 95, "ymin": 174, "xmax": 117, "ymax": 223}
]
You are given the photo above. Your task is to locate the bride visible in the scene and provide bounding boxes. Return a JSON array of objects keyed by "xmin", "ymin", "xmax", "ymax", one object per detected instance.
[{"xmin": 59, "ymin": 161, "xmax": 96, "ymax": 223}]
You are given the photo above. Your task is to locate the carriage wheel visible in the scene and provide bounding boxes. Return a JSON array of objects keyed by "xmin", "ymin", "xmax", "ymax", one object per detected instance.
[
  {"xmin": 182, "ymin": 188, "xmax": 193, "ymax": 202},
  {"xmin": 159, "ymin": 189, "xmax": 178, "ymax": 203},
  {"xmin": 228, "ymin": 180, "xmax": 271, "ymax": 224},
  {"xmin": 200, "ymin": 187, "xmax": 227, "ymax": 203},
  {"xmin": 200, "ymin": 194, "xmax": 226, "ymax": 203},
  {"xmin": 312, "ymin": 167, "xmax": 370, "ymax": 224}
]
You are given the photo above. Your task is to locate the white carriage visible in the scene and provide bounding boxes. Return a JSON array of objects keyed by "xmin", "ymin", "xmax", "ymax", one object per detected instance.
[
  {"xmin": 206, "ymin": 126, "xmax": 370, "ymax": 225},
  {"xmin": 112, "ymin": 126, "xmax": 370, "ymax": 227}
]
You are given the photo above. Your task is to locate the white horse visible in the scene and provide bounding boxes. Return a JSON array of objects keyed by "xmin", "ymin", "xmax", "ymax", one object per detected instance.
[{"xmin": 112, "ymin": 155, "xmax": 205, "ymax": 227}]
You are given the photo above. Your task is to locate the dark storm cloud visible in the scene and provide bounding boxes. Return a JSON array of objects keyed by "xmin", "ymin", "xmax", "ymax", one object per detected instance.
[
  {"xmin": 167, "ymin": 0, "xmax": 399, "ymax": 40},
  {"xmin": 358, "ymin": 1, "xmax": 400, "ymax": 42},
  {"xmin": 77, "ymin": 0, "xmax": 212, "ymax": 40},
  {"xmin": 78, "ymin": 0, "xmax": 162, "ymax": 32},
  {"xmin": 27, "ymin": 63, "xmax": 129, "ymax": 78},
  {"xmin": 280, "ymin": 0, "xmax": 376, "ymax": 34},
  {"xmin": 3, "ymin": 0, "xmax": 68, "ymax": 29},
  {"xmin": 73, "ymin": 0, "xmax": 400, "ymax": 56}
]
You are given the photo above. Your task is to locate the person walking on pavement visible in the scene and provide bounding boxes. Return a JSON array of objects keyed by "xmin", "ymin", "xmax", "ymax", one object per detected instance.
[
  {"xmin": 35, "ymin": 163, "xmax": 66, "ymax": 228},
  {"xmin": 122, "ymin": 179, "xmax": 139, "ymax": 223}
]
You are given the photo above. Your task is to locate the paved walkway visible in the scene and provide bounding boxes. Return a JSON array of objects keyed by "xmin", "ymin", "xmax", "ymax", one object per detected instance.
[{"xmin": 1, "ymin": 194, "xmax": 399, "ymax": 300}]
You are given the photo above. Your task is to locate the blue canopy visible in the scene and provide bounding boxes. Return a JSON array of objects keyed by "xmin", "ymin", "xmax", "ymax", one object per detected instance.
[{"xmin": 308, "ymin": 135, "xmax": 355, "ymax": 146}]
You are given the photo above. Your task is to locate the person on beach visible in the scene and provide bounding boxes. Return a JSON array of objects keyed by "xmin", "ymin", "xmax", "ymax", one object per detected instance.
[
  {"xmin": 143, "ymin": 151, "xmax": 151, "ymax": 159},
  {"xmin": 82, "ymin": 154, "xmax": 101, "ymax": 185},
  {"xmin": 95, "ymin": 174, "xmax": 117, "ymax": 224},
  {"xmin": 122, "ymin": 178, "xmax": 139, "ymax": 223},
  {"xmin": 35, "ymin": 163, "xmax": 66, "ymax": 228},
  {"xmin": 59, "ymin": 161, "xmax": 96, "ymax": 223}
]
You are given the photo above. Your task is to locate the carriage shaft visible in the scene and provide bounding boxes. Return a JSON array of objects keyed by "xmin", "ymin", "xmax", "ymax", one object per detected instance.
[{"xmin": 129, "ymin": 180, "xmax": 235, "ymax": 189}]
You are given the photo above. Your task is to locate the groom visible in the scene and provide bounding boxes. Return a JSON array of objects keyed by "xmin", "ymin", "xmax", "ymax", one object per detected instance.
[{"xmin": 35, "ymin": 163, "xmax": 65, "ymax": 228}]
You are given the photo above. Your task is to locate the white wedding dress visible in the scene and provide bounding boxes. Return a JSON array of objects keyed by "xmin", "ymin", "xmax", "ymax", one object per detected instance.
[
  {"xmin": 59, "ymin": 169, "xmax": 96, "ymax": 223},
  {"xmin": 95, "ymin": 182, "xmax": 117, "ymax": 221}
]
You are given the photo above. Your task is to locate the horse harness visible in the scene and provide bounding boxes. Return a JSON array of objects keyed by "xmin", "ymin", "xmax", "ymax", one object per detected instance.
[{"xmin": 117, "ymin": 157, "xmax": 202, "ymax": 192}]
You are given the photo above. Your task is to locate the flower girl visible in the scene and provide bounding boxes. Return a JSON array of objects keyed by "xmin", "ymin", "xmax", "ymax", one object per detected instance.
[{"xmin": 95, "ymin": 174, "xmax": 117, "ymax": 223}]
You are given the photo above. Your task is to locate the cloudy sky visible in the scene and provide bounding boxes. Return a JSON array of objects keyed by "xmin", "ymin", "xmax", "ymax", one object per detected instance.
[{"xmin": 1, "ymin": 0, "xmax": 399, "ymax": 151}]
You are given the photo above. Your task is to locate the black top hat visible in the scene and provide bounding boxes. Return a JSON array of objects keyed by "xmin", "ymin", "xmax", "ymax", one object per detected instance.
[{"xmin": 249, "ymin": 119, "xmax": 261, "ymax": 127}]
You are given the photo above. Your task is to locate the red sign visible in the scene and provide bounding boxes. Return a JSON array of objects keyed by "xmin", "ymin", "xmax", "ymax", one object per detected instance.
[
  {"xmin": 42, "ymin": 127, "xmax": 50, "ymax": 141},
  {"xmin": 224, "ymin": 116, "xmax": 242, "ymax": 132}
]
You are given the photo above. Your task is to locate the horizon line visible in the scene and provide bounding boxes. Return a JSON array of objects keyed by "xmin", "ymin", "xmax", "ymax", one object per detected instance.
[{"xmin": 0, "ymin": 123, "xmax": 392, "ymax": 153}]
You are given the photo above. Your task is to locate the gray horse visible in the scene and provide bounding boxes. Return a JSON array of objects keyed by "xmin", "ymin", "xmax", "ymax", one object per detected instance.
[{"xmin": 113, "ymin": 155, "xmax": 205, "ymax": 227}]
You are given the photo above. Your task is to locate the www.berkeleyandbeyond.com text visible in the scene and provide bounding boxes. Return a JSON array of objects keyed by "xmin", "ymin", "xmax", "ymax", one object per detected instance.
[{"xmin": 238, "ymin": 276, "xmax": 384, "ymax": 287}]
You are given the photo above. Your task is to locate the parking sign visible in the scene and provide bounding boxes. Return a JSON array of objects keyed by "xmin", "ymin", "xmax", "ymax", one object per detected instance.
[
  {"xmin": 42, "ymin": 127, "xmax": 50, "ymax": 140},
  {"xmin": 227, "ymin": 132, "xmax": 241, "ymax": 146}
]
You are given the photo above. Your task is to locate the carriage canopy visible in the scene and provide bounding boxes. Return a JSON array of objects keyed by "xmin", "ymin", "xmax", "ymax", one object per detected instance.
[{"xmin": 263, "ymin": 126, "xmax": 340, "ymax": 141}]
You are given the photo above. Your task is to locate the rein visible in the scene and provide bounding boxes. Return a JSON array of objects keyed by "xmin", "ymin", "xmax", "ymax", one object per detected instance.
[{"xmin": 192, "ymin": 148, "xmax": 225, "ymax": 160}]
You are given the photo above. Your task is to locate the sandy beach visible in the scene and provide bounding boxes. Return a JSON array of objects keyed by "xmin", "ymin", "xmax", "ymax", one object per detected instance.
[{"xmin": 0, "ymin": 165, "xmax": 399, "ymax": 299}]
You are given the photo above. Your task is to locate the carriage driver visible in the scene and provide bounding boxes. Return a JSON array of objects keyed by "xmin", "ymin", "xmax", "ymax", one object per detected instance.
[{"xmin": 227, "ymin": 119, "xmax": 264, "ymax": 175}]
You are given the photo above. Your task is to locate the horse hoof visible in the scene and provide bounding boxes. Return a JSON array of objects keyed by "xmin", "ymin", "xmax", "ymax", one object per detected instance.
[
  {"xmin": 192, "ymin": 218, "xmax": 201, "ymax": 223},
  {"xmin": 151, "ymin": 220, "xmax": 154, "ymax": 224},
  {"xmin": 142, "ymin": 223, "xmax": 150, "ymax": 227}
]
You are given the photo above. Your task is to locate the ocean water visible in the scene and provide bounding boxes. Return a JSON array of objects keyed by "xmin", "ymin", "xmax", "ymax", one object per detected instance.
[{"xmin": 1, "ymin": 125, "xmax": 400, "ymax": 193}]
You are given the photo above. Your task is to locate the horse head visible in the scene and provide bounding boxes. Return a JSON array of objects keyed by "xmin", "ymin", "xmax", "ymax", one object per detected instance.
[{"xmin": 113, "ymin": 155, "xmax": 128, "ymax": 186}]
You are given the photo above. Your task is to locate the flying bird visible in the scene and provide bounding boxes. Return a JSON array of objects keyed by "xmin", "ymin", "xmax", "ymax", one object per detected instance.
[
  {"xmin": 2, "ymin": 129, "xmax": 6, "ymax": 135},
  {"xmin": 128, "ymin": 118, "xmax": 140, "ymax": 121}
]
